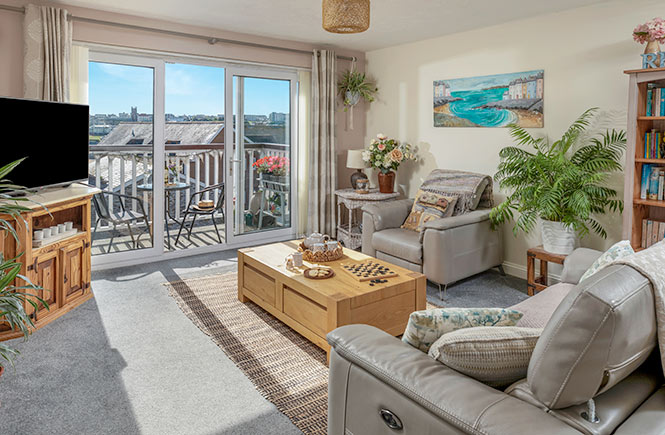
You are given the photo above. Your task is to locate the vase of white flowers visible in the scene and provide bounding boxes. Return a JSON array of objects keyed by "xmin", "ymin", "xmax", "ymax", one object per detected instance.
[{"xmin": 362, "ymin": 133, "xmax": 416, "ymax": 193}]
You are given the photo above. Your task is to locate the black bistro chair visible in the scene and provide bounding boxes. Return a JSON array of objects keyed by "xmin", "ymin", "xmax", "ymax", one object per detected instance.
[
  {"xmin": 92, "ymin": 191, "xmax": 151, "ymax": 252},
  {"xmin": 175, "ymin": 183, "xmax": 225, "ymax": 246}
]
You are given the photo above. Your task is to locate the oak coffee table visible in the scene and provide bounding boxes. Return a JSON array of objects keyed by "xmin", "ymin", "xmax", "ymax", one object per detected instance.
[{"xmin": 238, "ymin": 240, "xmax": 426, "ymax": 358}]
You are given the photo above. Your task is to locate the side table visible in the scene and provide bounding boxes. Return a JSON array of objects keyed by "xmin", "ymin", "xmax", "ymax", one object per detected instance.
[
  {"xmin": 526, "ymin": 245, "xmax": 567, "ymax": 296},
  {"xmin": 334, "ymin": 188, "xmax": 400, "ymax": 250}
]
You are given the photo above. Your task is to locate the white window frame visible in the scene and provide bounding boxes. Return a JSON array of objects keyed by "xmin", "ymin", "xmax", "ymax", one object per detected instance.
[{"xmin": 87, "ymin": 48, "xmax": 299, "ymax": 269}]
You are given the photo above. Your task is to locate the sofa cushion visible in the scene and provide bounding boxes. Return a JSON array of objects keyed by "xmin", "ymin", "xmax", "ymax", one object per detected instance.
[
  {"xmin": 578, "ymin": 240, "xmax": 634, "ymax": 283},
  {"xmin": 560, "ymin": 248, "xmax": 603, "ymax": 284},
  {"xmin": 527, "ymin": 265, "xmax": 657, "ymax": 409},
  {"xmin": 510, "ymin": 282, "xmax": 576, "ymax": 328},
  {"xmin": 429, "ymin": 326, "xmax": 542, "ymax": 388},
  {"xmin": 372, "ymin": 228, "xmax": 423, "ymax": 264},
  {"xmin": 401, "ymin": 189, "xmax": 457, "ymax": 232},
  {"xmin": 402, "ymin": 307, "xmax": 523, "ymax": 352}
]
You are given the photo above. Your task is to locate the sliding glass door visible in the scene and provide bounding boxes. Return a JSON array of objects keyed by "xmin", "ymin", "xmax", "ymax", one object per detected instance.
[
  {"xmin": 225, "ymin": 67, "xmax": 298, "ymax": 245},
  {"xmin": 87, "ymin": 49, "xmax": 298, "ymax": 265},
  {"xmin": 88, "ymin": 52, "xmax": 164, "ymax": 262}
]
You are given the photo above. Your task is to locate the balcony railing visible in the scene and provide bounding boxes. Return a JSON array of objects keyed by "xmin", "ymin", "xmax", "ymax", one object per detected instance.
[{"xmin": 89, "ymin": 143, "xmax": 290, "ymax": 223}]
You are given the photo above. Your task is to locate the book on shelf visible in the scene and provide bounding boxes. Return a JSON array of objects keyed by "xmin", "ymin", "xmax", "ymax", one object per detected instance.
[
  {"xmin": 640, "ymin": 164, "xmax": 665, "ymax": 200},
  {"xmin": 644, "ymin": 129, "xmax": 664, "ymax": 159},
  {"xmin": 641, "ymin": 219, "xmax": 665, "ymax": 248},
  {"xmin": 645, "ymin": 84, "xmax": 665, "ymax": 116}
]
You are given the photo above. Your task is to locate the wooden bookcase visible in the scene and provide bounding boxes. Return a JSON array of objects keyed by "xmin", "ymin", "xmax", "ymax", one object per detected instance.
[
  {"xmin": 623, "ymin": 68, "xmax": 665, "ymax": 250},
  {"xmin": 0, "ymin": 184, "xmax": 99, "ymax": 341}
]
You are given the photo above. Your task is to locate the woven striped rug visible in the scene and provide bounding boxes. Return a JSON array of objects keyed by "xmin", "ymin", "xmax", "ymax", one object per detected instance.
[{"xmin": 165, "ymin": 271, "xmax": 438, "ymax": 434}]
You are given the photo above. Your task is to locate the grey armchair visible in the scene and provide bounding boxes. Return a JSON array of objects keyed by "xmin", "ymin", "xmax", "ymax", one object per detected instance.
[{"xmin": 361, "ymin": 199, "xmax": 503, "ymax": 293}]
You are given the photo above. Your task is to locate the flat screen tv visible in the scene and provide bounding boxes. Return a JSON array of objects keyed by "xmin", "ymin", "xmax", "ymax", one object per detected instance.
[{"xmin": 0, "ymin": 97, "xmax": 89, "ymax": 191}]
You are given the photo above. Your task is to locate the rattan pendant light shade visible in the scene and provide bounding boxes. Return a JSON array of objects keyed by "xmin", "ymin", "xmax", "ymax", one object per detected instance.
[{"xmin": 322, "ymin": 0, "xmax": 370, "ymax": 34}]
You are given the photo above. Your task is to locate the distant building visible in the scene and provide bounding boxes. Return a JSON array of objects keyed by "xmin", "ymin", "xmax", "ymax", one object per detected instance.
[
  {"xmin": 526, "ymin": 79, "xmax": 537, "ymax": 99},
  {"xmin": 269, "ymin": 112, "xmax": 287, "ymax": 123},
  {"xmin": 433, "ymin": 80, "xmax": 451, "ymax": 98},
  {"xmin": 90, "ymin": 125, "xmax": 112, "ymax": 135},
  {"xmin": 130, "ymin": 106, "xmax": 138, "ymax": 122}
]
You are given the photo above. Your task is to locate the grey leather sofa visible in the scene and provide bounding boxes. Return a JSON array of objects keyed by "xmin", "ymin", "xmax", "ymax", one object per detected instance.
[
  {"xmin": 361, "ymin": 199, "xmax": 503, "ymax": 290},
  {"xmin": 327, "ymin": 249, "xmax": 665, "ymax": 435}
]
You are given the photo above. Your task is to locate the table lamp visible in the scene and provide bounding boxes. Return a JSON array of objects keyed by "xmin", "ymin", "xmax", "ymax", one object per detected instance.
[{"xmin": 346, "ymin": 149, "xmax": 368, "ymax": 189}]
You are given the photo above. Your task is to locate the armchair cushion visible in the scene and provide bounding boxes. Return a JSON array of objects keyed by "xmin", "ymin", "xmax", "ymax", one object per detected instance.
[
  {"xmin": 402, "ymin": 307, "xmax": 523, "ymax": 352},
  {"xmin": 428, "ymin": 326, "xmax": 542, "ymax": 388},
  {"xmin": 422, "ymin": 208, "xmax": 491, "ymax": 232},
  {"xmin": 362, "ymin": 198, "xmax": 413, "ymax": 232},
  {"xmin": 560, "ymin": 248, "xmax": 603, "ymax": 284},
  {"xmin": 401, "ymin": 189, "xmax": 457, "ymax": 232},
  {"xmin": 578, "ymin": 240, "xmax": 634, "ymax": 283},
  {"xmin": 372, "ymin": 228, "xmax": 423, "ymax": 264}
]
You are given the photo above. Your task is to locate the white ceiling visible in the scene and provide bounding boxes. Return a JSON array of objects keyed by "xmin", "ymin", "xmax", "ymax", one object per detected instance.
[{"xmin": 54, "ymin": 0, "xmax": 612, "ymax": 52}]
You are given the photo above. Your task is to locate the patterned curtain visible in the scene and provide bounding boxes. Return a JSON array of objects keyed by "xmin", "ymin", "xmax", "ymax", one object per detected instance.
[
  {"xmin": 307, "ymin": 50, "xmax": 337, "ymax": 237},
  {"xmin": 23, "ymin": 4, "xmax": 72, "ymax": 102}
]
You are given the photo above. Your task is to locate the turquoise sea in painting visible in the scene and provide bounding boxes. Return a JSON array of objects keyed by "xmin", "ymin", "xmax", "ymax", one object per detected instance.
[
  {"xmin": 433, "ymin": 69, "xmax": 544, "ymax": 128},
  {"xmin": 448, "ymin": 89, "xmax": 516, "ymax": 127}
]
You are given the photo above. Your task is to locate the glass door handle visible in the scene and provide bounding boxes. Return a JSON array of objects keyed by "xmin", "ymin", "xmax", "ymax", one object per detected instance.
[{"xmin": 230, "ymin": 159, "xmax": 242, "ymax": 163}]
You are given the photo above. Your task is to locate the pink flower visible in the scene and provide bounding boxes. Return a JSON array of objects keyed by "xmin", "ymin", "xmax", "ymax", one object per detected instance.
[
  {"xmin": 633, "ymin": 17, "xmax": 665, "ymax": 44},
  {"xmin": 377, "ymin": 144, "xmax": 386, "ymax": 151}
]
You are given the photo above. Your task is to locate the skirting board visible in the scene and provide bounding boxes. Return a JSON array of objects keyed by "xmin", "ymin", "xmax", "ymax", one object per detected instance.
[{"xmin": 502, "ymin": 261, "xmax": 561, "ymax": 285}]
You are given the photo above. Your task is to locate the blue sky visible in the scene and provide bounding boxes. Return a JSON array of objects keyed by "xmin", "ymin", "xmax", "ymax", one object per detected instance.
[{"xmin": 88, "ymin": 62, "xmax": 290, "ymax": 116}]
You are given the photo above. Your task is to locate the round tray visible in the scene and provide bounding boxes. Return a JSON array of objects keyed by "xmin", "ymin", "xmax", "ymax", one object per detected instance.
[
  {"xmin": 298, "ymin": 242, "xmax": 343, "ymax": 263},
  {"xmin": 304, "ymin": 267, "xmax": 335, "ymax": 279}
]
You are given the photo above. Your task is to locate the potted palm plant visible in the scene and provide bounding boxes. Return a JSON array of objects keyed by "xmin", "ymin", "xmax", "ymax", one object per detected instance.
[
  {"xmin": 0, "ymin": 159, "xmax": 48, "ymax": 374},
  {"xmin": 490, "ymin": 108, "xmax": 625, "ymax": 254}
]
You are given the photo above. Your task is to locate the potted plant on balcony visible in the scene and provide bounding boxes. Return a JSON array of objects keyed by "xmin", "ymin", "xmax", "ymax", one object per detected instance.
[
  {"xmin": 0, "ymin": 158, "xmax": 48, "ymax": 374},
  {"xmin": 489, "ymin": 108, "xmax": 625, "ymax": 254}
]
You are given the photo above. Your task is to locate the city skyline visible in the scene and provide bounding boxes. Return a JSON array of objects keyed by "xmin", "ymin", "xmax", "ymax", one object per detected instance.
[{"xmin": 89, "ymin": 62, "xmax": 291, "ymax": 117}]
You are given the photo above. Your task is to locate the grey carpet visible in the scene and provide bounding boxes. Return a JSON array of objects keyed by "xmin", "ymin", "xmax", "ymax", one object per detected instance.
[{"xmin": 0, "ymin": 252, "xmax": 526, "ymax": 435}]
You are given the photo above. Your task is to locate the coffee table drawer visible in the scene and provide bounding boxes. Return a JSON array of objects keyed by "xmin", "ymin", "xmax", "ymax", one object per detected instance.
[
  {"xmin": 283, "ymin": 287, "xmax": 327, "ymax": 337},
  {"xmin": 243, "ymin": 264, "xmax": 276, "ymax": 307}
]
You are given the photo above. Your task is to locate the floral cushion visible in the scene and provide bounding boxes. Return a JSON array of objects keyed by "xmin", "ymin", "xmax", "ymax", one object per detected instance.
[
  {"xmin": 401, "ymin": 189, "xmax": 457, "ymax": 232},
  {"xmin": 579, "ymin": 240, "xmax": 635, "ymax": 282},
  {"xmin": 401, "ymin": 307, "xmax": 523, "ymax": 352},
  {"xmin": 428, "ymin": 326, "xmax": 542, "ymax": 388}
]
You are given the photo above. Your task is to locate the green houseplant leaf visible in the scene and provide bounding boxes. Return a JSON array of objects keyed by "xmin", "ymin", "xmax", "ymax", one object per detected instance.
[
  {"xmin": 337, "ymin": 70, "xmax": 378, "ymax": 111},
  {"xmin": 490, "ymin": 108, "xmax": 626, "ymax": 239},
  {"xmin": 0, "ymin": 159, "xmax": 49, "ymax": 370}
]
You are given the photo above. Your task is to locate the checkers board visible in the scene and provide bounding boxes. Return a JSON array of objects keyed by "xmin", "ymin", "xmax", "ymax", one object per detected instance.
[{"xmin": 340, "ymin": 260, "xmax": 399, "ymax": 282}]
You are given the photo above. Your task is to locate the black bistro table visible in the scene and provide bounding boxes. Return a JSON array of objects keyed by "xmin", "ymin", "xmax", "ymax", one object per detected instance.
[{"xmin": 137, "ymin": 182, "xmax": 189, "ymax": 249}]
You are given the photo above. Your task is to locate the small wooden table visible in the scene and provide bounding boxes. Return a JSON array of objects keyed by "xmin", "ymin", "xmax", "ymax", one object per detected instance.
[
  {"xmin": 527, "ymin": 245, "xmax": 567, "ymax": 296},
  {"xmin": 238, "ymin": 240, "xmax": 426, "ymax": 358},
  {"xmin": 335, "ymin": 188, "xmax": 400, "ymax": 250}
]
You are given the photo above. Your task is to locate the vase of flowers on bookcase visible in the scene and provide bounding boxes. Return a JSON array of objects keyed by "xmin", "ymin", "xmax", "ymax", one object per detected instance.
[{"xmin": 633, "ymin": 17, "xmax": 665, "ymax": 55}]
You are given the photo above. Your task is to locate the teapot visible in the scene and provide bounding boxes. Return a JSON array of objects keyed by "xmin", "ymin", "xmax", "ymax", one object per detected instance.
[{"xmin": 304, "ymin": 232, "xmax": 329, "ymax": 248}]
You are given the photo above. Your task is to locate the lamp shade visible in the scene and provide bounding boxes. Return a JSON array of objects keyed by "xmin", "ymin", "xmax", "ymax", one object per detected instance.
[
  {"xmin": 346, "ymin": 149, "xmax": 367, "ymax": 169},
  {"xmin": 322, "ymin": 0, "xmax": 370, "ymax": 34}
]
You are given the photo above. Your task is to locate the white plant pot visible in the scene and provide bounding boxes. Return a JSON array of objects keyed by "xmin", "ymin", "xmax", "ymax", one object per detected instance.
[{"xmin": 540, "ymin": 219, "xmax": 579, "ymax": 255}]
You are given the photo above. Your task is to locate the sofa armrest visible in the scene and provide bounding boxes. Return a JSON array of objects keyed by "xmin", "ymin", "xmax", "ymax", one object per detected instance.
[
  {"xmin": 327, "ymin": 325, "xmax": 580, "ymax": 435},
  {"xmin": 422, "ymin": 208, "xmax": 491, "ymax": 232},
  {"xmin": 560, "ymin": 248, "xmax": 603, "ymax": 284},
  {"xmin": 361, "ymin": 199, "xmax": 413, "ymax": 232}
]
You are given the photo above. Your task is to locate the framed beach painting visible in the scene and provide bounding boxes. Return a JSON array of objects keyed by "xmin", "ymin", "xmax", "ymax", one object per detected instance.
[{"xmin": 433, "ymin": 70, "xmax": 544, "ymax": 128}]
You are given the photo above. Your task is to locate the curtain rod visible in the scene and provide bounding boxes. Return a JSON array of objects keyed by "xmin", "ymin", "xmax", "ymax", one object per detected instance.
[{"xmin": 0, "ymin": 4, "xmax": 356, "ymax": 61}]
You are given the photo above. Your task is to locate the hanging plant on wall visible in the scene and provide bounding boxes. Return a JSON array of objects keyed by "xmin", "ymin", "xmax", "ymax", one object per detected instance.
[{"xmin": 337, "ymin": 70, "xmax": 377, "ymax": 111}]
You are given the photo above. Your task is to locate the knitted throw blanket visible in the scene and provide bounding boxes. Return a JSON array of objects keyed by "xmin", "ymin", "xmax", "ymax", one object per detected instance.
[
  {"xmin": 420, "ymin": 169, "xmax": 494, "ymax": 215},
  {"xmin": 612, "ymin": 241, "xmax": 665, "ymax": 377}
]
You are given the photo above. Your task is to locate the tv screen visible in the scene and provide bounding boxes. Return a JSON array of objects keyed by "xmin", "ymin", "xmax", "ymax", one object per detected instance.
[{"xmin": 0, "ymin": 97, "xmax": 89, "ymax": 190}]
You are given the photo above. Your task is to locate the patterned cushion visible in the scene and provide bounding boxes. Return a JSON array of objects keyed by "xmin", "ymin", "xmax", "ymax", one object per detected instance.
[
  {"xmin": 579, "ymin": 240, "xmax": 634, "ymax": 282},
  {"xmin": 401, "ymin": 189, "xmax": 457, "ymax": 232},
  {"xmin": 428, "ymin": 326, "xmax": 542, "ymax": 388},
  {"xmin": 401, "ymin": 307, "xmax": 523, "ymax": 352}
]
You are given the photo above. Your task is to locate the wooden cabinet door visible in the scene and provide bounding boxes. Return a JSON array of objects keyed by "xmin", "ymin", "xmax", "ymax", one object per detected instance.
[
  {"xmin": 32, "ymin": 250, "xmax": 60, "ymax": 320},
  {"xmin": 60, "ymin": 239, "xmax": 88, "ymax": 304}
]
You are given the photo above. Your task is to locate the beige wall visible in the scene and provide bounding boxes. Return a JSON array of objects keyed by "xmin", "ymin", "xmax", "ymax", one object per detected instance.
[
  {"xmin": 0, "ymin": 0, "xmax": 365, "ymax": 187},
  {"xmin": 364, "ymin": 0, "xmax": 663, "ymax": 277}
]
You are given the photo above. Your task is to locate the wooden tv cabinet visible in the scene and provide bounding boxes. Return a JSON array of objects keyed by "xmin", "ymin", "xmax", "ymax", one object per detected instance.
[{"xmin": 0, "ymin": 183, "xmax": 100, "ymax": 341}]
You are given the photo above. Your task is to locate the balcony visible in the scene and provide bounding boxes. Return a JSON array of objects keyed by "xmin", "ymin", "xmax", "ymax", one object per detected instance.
[{"xmin": 88, "ymin": 142, "xmax": 290, "ymax": 254}]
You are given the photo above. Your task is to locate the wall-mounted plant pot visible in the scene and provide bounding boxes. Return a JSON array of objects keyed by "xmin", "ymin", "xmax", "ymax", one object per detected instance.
[{"xmin": 345, "ymin": 91, "xmax": 361, "ymax": 106}]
